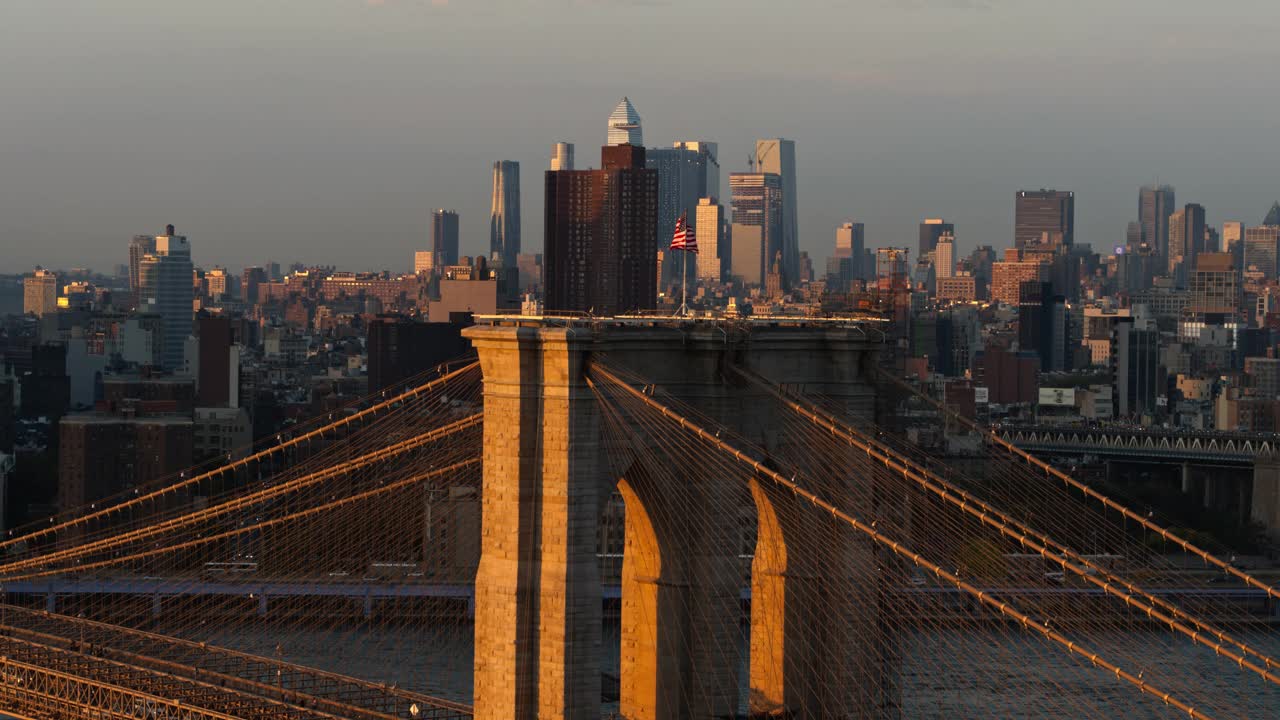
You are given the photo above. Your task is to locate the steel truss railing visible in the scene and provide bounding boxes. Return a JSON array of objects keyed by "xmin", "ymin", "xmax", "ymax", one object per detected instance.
[
  {"xmin": 0, "ymin": 638, "xmax": 277, "ymax": 720},
  {"xmin": 0, "ymin": 605, "xmax": 473, "ymax": 719}
]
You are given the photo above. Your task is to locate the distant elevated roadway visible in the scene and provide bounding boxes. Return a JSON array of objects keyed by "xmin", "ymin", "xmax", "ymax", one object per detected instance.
[{"xmin": 997, "ymin": 425, "xmax": 1280, "ymax": 465}]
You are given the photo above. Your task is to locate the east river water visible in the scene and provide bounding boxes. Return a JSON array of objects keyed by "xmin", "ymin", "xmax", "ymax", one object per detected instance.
[{"xmin": 174, "ymin": 621, "xmax": 1280, "ymax": 718}]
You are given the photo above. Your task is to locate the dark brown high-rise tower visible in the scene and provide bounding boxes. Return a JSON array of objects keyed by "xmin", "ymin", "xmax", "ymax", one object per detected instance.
[
  {"xmin": 1015, "ymin": 189, "xmax": 1074, "ymax": 249},
  {"xmin": 432, "ymin": 209, "xmax": 460, "ymax": 268},
  {"xmin": 544, "ymin": 145, "xmax": 658, "ymax": 315},
  {"xmin": 1139, "ymin": 184, "xmax": 1176, "ymax": 263}
]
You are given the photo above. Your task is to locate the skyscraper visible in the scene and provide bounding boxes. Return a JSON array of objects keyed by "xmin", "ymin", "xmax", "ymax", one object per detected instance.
[
  {"xmin": 1114, "ymin": 319, "xmax": 1158, "ymax": 418},
  {"xmin": 919, "ymin": 218, "xmax": 954, "ymax": 257},
  {"xmin": 23, "ymin": 269, "xmax": 57, "ymax": 318},
  {"xmin": 1018, "ymin": 281, "xmax": 1069, "ymax": 372},
  {"xmin": 1015, "ymin": 189, "xmax": 1074, "ymax": 248},
  {"xmin": 544, "ymin": 145, "xmax": 658, "ymax": 315},
  {"xmin": 551, "ymin": 142, "xmax": 574, "ymax": 171},
  {"xmin": 489, "ymin": 161, "xmax": 521, "ymax": 267},
  {"xmin": 516, "ymin": 253, "xmax": 543, "ymax": 292},
  {"xmin": 128, "ymin": 234, "xmax": 156, "ymax": 308},
  {"xmin": 1264, "ymin": 202, "xmax": 1280, "ymax": 226},
  {"xmin": 754, "ymin": 139, "xmax": 798, "ymax": 287},
  {"xmin": 1167, "ymin": 203, "xmax": 1206, "ymax": 281},
  {"xmin": 241, "ymin": 266, "xmax": 266, "ymax": 305},
  {"xmin": 967, "ymin": 245, "xmax": 996, "ymax": 299},
  {"xmin": 695, "ymin": 198, "xmax": 726, "ymax": 284},
  {"xmin": 1245, "ymin": 226, "xmax": 1280, "ymax": 279},
  {"xmin": 1139, "ymin": 185, "xmax": 1176, "ymax": 262},
  {"xmin": 607, "ymin": 98, "xmax": 643, "ymax": 146},
  {"xmin": 1188, "ymin": 253, "xmax": 1240, "ymax": 317},
  {"xmin": 196, "ymin": 316, "xmax": 234, "ymax": 408},
  {"xmin": 645, "ymin": 143, "xmax": 717, "ymax": 289},
  {"xmin": 835, "ymin": 222, "xmax": 865, "ymax": 260},
  {"xmin": 935, "ymin": 232, "xmax": 956, "ymax": 279},
  {"xmin": 830, "ymin": 222, "xmax": 864, "ymax": 290},
  {"xmin": 729, "ymin": 173, "xmax": 784, "ymax": 287},
  {"xmin": 1125, "ymin": 222, "xmax": 1144, "ymax": 251},
  {"xmin": 729, "ymin": 224, "xmax": 764, "ymax": 286},
  {"xmin": 1223, "ymin": 221, "xmax": 1245, "ymax": 254},
  {"xmin": 673, "ymin": 141, "xmax": 720, "ymax": 201},
  {"xmin": 138, "ymin": 225, "xmax": 194, "ymax": 371},
  {"xmin": 990, "ymin": 257, "xmax": 1050, "ymax": 305},
  {"xmin": 1203, "ymin": 226, "xmax": 1219, "ymax": 257},
  {"xmin": 432, "ymin": 209, "xmax": 460, "ymax": 268},
  {"xmin": 647, "ymin": 146, "xmax": 706, "ymax": 289}
]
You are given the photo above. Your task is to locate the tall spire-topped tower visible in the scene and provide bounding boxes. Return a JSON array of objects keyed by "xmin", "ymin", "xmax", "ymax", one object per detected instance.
[
  {"xmin": 607, "ymin": 97, "xmax": 643, "ymax": 146},
  {"xmin": 489, "ymin": 161, "xmax": 520, "ymax": 266},
  {"xmin": 1264, "ymin": 201, "xmax": 1280, "ymax": 226}
]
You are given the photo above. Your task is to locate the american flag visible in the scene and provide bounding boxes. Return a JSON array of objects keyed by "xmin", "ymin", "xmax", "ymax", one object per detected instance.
[{"xmin": 670, "ymin": 211, "xmax": 698, "ymax": 253}]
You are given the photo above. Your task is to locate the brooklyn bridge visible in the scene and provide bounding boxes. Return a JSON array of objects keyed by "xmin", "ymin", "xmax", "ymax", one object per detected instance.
[{"xmin": 0, "ymin": 316, "xmax": 1278, "ymax": 719}]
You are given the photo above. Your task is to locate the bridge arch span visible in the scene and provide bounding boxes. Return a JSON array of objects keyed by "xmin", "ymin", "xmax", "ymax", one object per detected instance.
[{"xmin": 463, "ymin": 320, "xmax": 887, "ymax": 719}]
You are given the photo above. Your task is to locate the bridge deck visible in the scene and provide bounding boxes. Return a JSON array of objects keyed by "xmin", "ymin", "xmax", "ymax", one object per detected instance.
[
  {"xmin": 998, "ymin": 425, "xmax": 1280, "ymax": 464},
  {"xmin": 0, "ymin": 605, "xmax": 473, "ymax": 720}
]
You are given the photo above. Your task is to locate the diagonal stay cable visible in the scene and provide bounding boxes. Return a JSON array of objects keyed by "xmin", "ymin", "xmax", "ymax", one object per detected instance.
[
  {"xmin": 730, "ymin": 364, "xmax": 1280, "ymax": 683},
  {"xmin": 0, "ymin": 415, "xmax": 481, "ymax": 577},
  {"xmin": 877, "ymin": 368, "xmax": 1280, "ymax": 602},
  {"xmin": 589, "ymin": 364, "xmax": 1219, "ymax": 720},
  {"xmin": 0, "ymin": 361, "xmax": 480, "ymax": 553}
]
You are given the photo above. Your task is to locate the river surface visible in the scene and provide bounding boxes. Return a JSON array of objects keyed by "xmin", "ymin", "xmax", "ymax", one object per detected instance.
[{"xmin": 169, "ymin": 621, "xmax": 1280, "ymax": 718}]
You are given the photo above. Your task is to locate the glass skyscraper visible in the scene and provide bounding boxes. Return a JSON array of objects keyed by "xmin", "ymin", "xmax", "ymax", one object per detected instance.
[
  {"xmin": 1140, "ymin": 185, "xmax": 1176, "ymax": 263},
  {"xmin": 607, "ymin": 98, "xmax": 643, "ymax": 146},
  {"xmin": 1245, "ymin": 225, "xmax": 1280, "ymax": 279},
  {"xmin": 551, "ymin": 142, "xmax": 574, "ymax": 171},
  {"xmin": 729, "ymin": 173, "xmax": 783, "ymax": 287},
  {"xmin": 646, "ymin": 142, "xmax": 717, "ymax": 289},
  {"xmin": 1264, "ymin": 202, "xmax": 1280, "ymax": 226},
  {"xmin": 489, "ymin": 161, "xmax": 521, "ymax": 267},
  {"xmin": 673, "ymin": 141, "xmax": 720, "ymax": 201},
  {"xmin": 138, "ymin": 225, "xmax": 194, "ymax": 371},
  {"xmin": 432, "ymin": 209, "xmax": 460, "ymax": 268},
  {"xmin": 754, "ymin": 139, "xmax": 798, "ymax": 287},
  {"xmin": 128, "ymin": 234, "xmax": 156, "ymax": 308}
]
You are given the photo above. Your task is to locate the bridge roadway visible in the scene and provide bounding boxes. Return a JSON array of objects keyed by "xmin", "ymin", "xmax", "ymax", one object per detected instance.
[
  {"xmin": 997, "ymin": 424, "xmax": 1280, "ymax": 534},
  {"xmin": 0, "ymin": 578, "xmax": 1272, "ymax": 720},
  {"xmin": 0, "ymin": 603, "xmax": 473, "ymax": 720},
  {"xmin": 3, "ymin": 577, "xmax": 477, "ymax": 617},
  {"xmin": 5, "ymin": 577, "xmax": 1275, "ymax": 620},
  {"xmin": 997, "ymin": 424, "xmax": 1280, "ymax": 465}
]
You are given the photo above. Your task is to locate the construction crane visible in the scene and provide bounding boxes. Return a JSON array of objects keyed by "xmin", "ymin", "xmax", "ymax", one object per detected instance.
[{"xmin": 754, "ymin": 141, "xmax": 776, "ymax": 173}]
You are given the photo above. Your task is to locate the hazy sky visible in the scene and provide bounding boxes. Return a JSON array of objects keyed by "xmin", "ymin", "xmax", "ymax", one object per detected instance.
[{"xmin": 2, "ymin": 0, "xmax": 1278, "ymax": 274}]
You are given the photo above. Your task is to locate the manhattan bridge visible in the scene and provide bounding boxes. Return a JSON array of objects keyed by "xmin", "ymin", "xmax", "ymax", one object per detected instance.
[{"xmin": 0, "ymin": 316, "xmax": 1278, "ymax": 719}]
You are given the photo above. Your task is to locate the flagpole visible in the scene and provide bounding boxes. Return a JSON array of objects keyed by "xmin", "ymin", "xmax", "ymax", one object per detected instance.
[
  {"xmin": 679, "ymin": 249, "xmax": 688, "ymax": 316},
  {"xmin": 672, "ymin": 210, "xmax": 692, "ymax": 317}
]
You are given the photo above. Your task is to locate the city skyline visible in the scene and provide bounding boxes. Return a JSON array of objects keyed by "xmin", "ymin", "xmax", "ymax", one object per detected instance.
[
  {"xmin": 3, "ymin": 2, "xmax": 1280, "ymax": 272},
  {"xmin": 6, "ymin": 4, "xmax": 1280, "ymax": 718}
]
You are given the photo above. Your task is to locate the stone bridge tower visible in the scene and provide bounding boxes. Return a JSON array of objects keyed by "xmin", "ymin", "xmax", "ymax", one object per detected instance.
[{"xmin": 463, "ymin": 319, "xmax": 893, "ymax": 719}]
